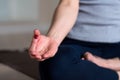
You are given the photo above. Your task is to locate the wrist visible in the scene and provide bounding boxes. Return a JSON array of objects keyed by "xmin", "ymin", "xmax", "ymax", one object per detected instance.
[{"xmin": 47, "ymin": 32, "xmax": 63, "ymax": 46}]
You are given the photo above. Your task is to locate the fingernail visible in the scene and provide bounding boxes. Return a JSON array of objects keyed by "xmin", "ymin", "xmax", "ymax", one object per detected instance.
[{"xmin": 34, "ymin": 35, "xmax": 38, "ymax": 39}]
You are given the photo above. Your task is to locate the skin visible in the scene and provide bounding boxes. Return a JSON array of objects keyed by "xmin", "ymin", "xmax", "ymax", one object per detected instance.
[
  {"xmin": 84, "ymin": 52, "xmax": 120, "ymax": 80},
  {"xmin": 29, "ymin": 0, "xmax": 120, "ymax": 79},
  {"xmin": 29, "ymin": 0, "xmax": 79, "ymax": 61}
]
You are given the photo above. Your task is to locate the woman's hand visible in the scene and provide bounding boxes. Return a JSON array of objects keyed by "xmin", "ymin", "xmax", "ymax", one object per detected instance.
[{"xmin": 29, "ymin": 29, "xmax": 59, "ymax": 61}]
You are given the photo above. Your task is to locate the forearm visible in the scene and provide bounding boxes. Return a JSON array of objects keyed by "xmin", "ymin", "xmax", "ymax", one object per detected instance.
[{"xmin": 47, "ymin": 1, "xmax": 79, "ymax": 45}]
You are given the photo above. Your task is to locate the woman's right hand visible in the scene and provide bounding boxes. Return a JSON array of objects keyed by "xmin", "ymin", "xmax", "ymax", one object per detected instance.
[{"xmin": 29, "ymin": 29, "xmax": 59, "ymax": 61}]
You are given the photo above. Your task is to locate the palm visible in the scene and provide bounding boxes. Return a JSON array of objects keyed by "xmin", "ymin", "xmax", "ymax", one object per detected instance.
[
  {"xmin": 37, "ymin": 35, "xmax": 58, "ymax": 57},
  {"xmin": 29, "ymin": 29, "xmax": 58, "ymax": 61}
]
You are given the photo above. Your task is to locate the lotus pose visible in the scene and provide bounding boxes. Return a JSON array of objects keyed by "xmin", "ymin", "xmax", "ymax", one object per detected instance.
[{"xmin": 29, "ymin": 0, "xmax": 120, "ymax": 80}]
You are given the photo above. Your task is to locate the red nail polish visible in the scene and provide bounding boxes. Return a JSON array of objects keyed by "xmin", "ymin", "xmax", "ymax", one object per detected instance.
[{"xmin": 34, "ymin": 35, "xmax": 38, "ymax": 39}]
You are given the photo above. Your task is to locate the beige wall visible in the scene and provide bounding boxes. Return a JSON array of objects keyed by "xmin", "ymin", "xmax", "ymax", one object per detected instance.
[{"xmin": 0, "ymin": 0, "xmax": 59, "ymax": 50}]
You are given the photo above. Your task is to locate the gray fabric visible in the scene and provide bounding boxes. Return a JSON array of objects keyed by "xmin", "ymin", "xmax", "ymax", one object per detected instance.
[{"xmin": 67, "ymin": 0, "xmax": 120, "ymax": 43}]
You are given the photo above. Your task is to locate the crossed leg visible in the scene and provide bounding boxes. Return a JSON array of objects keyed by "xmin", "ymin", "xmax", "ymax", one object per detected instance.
[{"xmin": 84, "ymin": 52, "xmax": 120, "ymax": 80}]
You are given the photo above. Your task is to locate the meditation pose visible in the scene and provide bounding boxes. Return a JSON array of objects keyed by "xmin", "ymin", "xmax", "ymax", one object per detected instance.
[{"xmin": 29, "ymin": 0, "xmax": 120, "ymax": 80}]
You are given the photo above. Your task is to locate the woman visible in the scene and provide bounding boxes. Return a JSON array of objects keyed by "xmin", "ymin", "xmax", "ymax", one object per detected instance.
[{"xmin": 29, "ymin": 0, "xmax": 120, "ymax": 80}]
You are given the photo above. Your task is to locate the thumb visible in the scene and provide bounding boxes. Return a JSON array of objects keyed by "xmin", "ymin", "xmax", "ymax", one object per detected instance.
[{"xmin": 34, "ymin": 29, "xmax": 41, "ymax": 39}]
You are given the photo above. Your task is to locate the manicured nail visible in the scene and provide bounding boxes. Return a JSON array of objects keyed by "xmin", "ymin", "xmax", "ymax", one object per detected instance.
[{"xmin": 34, "ymin": 35, "xmax": 38, "ymax": 39}]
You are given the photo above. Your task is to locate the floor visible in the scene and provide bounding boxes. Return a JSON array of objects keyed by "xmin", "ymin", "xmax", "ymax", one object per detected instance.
[
  {"xmin": 0, "ymin": 63, "xmax": 34, "ymax": 80},
  {"xmin": 0, "ymin": 50, "xmax": 40, "ymax": 80}
]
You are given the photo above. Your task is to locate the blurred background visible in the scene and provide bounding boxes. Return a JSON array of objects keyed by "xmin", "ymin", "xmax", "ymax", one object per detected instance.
[{"xmin": 0, "ymin": 0, "xmax": 59, "ymax": 80}]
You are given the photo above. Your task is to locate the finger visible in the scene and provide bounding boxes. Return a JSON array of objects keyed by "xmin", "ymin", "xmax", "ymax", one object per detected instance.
[
  {"xmin": 30, "ymin": 29, "xmax": 40, "ymax": 49},
  {"xmin": 33, "ymin": 53, "xmax": 45, "ymax": 61},
  {"xmin": 30, "ymin": 51, "xmax": 42, "ymax": 59},
  {"xmin": 36, "ymin": 35, "xmax": 48, "ymax": 56},
  {"xmin": 36, "ymin": 57, "xmax": 45, "ymax": 61},
  {"xmin": 29, "ymin": 29, "xmax": 41, "ymax": 55},
  {"xmin": 34, "ymin": 29, "xmax": 40, "ymax": 39},
  {"xmin": 31, "ymin": 48, "xmax": 47, "ymax": 59},
  {"xmin": 42, "ymin": 44, "xmax": 58, "ymax": 59},
  {"xmin": 30, "ymin": 54, "xmax": 36, "ymax": 59}
]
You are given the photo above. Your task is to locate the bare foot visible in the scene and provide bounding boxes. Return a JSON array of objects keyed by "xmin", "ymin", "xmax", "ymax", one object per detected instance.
[{"xmin": 83, "ymin": 52, "xmax": 120, "ymax": 71}]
